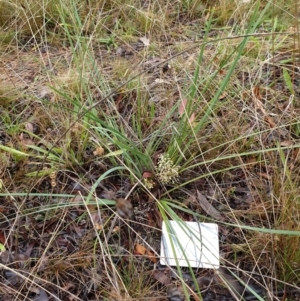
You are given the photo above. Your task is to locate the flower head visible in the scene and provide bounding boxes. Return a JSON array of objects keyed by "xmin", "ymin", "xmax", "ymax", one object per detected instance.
[
  {"xmin": 143, "ymin": 178, "xmax": 155, "ymax": 189},
  {"xmin": 155, "ymin": 153, "xmax": 180, "ymax": 185}
]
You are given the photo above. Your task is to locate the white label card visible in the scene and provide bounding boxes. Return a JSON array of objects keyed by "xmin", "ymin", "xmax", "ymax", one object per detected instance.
[{"xmin": 160, "ymin": 221, "xmax": 219, "ymax": 268}]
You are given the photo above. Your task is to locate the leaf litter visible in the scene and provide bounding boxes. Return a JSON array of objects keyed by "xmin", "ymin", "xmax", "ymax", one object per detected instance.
[{"xmin": 1, "ymin": 5, "xmax": 300, "ymax": 301}]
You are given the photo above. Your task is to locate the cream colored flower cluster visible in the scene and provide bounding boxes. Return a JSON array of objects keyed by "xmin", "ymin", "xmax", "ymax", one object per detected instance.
[{"xmin": 155, "ymin": 153, "xmax": 180, "ymax": 184}]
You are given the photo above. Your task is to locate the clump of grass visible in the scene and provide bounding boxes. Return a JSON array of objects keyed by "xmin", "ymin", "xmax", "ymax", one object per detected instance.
[
  {"xmin": 0, "ymin": 85, "xmax": 21, "ymax": 104},
  {"xmin": 1, "ymin": 0, "xmax": 300, "ymax": 300}
]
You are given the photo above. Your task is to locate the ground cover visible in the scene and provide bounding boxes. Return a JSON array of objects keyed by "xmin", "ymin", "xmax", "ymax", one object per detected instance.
[{"xmin": 0, "ymin": 0, "xmax": 300, "ymax": 300}]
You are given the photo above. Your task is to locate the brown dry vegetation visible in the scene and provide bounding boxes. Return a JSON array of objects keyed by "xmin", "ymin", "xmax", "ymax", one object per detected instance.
[{"xmin": 1, "ymin": 0, "xmax": 300, "ymax": 301}]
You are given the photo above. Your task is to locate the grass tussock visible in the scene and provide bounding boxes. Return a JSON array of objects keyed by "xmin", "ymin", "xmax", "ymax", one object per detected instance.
[{"xmin": 1, "ymin": 0, "xmax": 300, "ymax": 300}]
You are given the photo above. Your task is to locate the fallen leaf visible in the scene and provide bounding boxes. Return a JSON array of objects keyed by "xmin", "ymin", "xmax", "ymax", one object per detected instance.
[
  {"xmin": 139, "ymin": 36, "xmax": 150, "ymax": 46},
  {"xmin": 179, "ymin": 98, "xmax": 187, "ymax": 116},
  {"xmin": 253, "ymin": 86, "xmax": 262, "ymax": 100},
  {"xmin": 25, "ymin": 122, "xmax": 34, "ymax": 133},
  {"xmin": 5, "ymin": 271, "xmax": 22, "ymax": 285},
  {"xmin": 146, "ymin": 249, "xmax": 157, "ymax": 263},
  {"xmin": 142, "ymin": 171, "xmax": 154, "ymax": 178},
  {"xmin": 182, "ymin": 194, "xmax": 197, "ymax": 207},
  {"xmin": 280, "ymin": 140, "xmax": 294, "ymax": 147},
  {"xmin": 194, "ymin": 275, "xmax": 213, "ymax": 289},
  {"xmin": 179, "ymin": 99, "xmax": 195, "ymax": 123},
  {"xmin": 94, "ymin": 223, "xmax": 103, "ymax": 231},
  {"xmin": 116, "ymin": 198, "xmax": 133, "ymax": 220},
  {"xmin": 196, "ymin": 190, "xmax": 224, "ymax": 221},
  {"xmin": 152, "ymin": 270, "xmax": 172, "ymax": 285},
  {"xmin": 264, "ymin": 115, "xmax": 276, "ymax": 128},
  {"xmin": 29, "ymin": 287, "xmax": 40, "ymax": 294},
  {"xmin": 135, "ymin": 244, "xmax": 147, "ymax": 255},
  {"xmin": 189, "ymin": 113, "xmax": 195, "ymax": 123},
  {"xmin": 0, "ymin": 250, "xmax": 10, "ymax": 263},
  {"xmin": 19, "ymin": 132, "xmax": 35, "ymax": 149},
  {"xmin": 219, "ymin": 92, "xmax": 228, "ymax": 100},
  {"xmin": 32, "ymin": 288, "xmax": 49, "ymax": 301},
  {"xmin": 135, "ymin": 244, "xmax": 157, "ymax": 263},
  {"xmin": 252, "ymin": 86, "xmax": 266, "ymax": 115},
  {"xmin": 112, "ymin": 226, "xmax": 120, "ymax": 234}
]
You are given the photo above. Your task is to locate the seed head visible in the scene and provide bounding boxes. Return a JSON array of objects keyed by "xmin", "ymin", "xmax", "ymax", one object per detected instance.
[{"xmin": 155, "ymin": 153, "xmax": 180, "ymax": 185}]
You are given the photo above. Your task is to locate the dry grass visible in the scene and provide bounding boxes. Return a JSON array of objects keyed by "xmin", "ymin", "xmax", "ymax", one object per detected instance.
[{"xmin": 1, "ymin": 0, "xmax": 300, "ymax": 301}]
